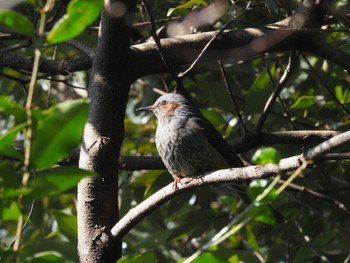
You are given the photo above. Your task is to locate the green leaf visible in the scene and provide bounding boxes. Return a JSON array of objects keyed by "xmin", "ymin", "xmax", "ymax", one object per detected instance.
[
  {"xmin": 248, "ymin": 179, "xmax": 278, "ymax": 202},
  {"xmin": 47, "ymin": 0, "xmax": 103, "ymax": 44},
  {"xmin": 118, "ymin": 251, "xmax": 158, "ymax": 263},
  {"xmin": 249, "ymin": 205, "xmax": 276, "ymax": 225},
  {"xmin": 191, "ymin": 252, "xmax": 227, "ymax": 263},
  {"xmin": 0, "ymin": 123, "xmax": 26, "ymax": 160},
  {"xmin": 201, "ymin": 109, "xmax": 226, "ymax": 127},
  {"xmin": 167, "ymin": 0, "xmax": 207, "ymax": 16},
  {"xmin": 252, "ymin": 147, "xmax": 281, "ymax": 164},
  {"xmin": 335, "ymin": 85, "xmax": 343, "ymax": 101},
  {"xmin": 22, "ymin": 239, "xmax": 77, "ymax": 262},
  {"xmin": 245, "ymin": 225, "xmax": 260, "ymax": 251},
  {"xmin": 0, "ymin": 201, "xmax": 21, "ymax": 221},
  {"xmin": 0, "ymin": 9, "xmax": 34, "ymax": 36},
  {"xmin": 245, "ymin": 69, "xmax": 274, "ymax": 113},
  {"xmin": 26, "ymin": 252, "xmax": 66, "ymax": 263},
  {"xmin": 0, "ymin": 161, "xmax": 22, "ymax": 198},
  {"xmin": 27, "ymin": 166, "xmax": 92, "ymax": 200},
  {"xmin": 290, "ymin": 95, "xmax": 317, "ymax": 109},
  {"xmin": 51, "ymin": 210, "xmax": 77, "ymax": 241},
  {"xmin": 31, "ymin": 99, "xmax": 89, "ymax": 169},
  {"xmin": 0, "ymin": 96, "xmax": 26, "ymax": 123}
]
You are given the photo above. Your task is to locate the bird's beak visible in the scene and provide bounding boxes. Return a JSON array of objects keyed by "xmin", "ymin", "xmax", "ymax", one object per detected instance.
[{"xmin": 136, "ymin": 105, "xmax": 153, "ymax": 112}]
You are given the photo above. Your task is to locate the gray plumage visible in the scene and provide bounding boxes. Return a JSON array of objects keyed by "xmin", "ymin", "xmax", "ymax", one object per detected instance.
[{"xmin": 137, "ymin": 93, "xmax": 243, "ymax": 187}]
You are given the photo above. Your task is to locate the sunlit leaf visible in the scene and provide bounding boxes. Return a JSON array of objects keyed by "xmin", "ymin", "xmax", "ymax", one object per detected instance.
[
  {"xmin": 249, "ymin": 205, "xmax": 276, "ymax": 225},
  {"xmin": 335, "ymin": 85, "xmax": 343, "ymax": 101},
  {"xmin": 0, "ymin": 123, "xmax": 26, "ymax": 160},
  {"xmin": 0, "ymin": 9, "xmax": 34, "ymax": 36},
  {"xmin": 47, "ymin": 0, "xmax": 103, "ymax": 44},
  {"xmin": 0, "ymin": 201, "xmax": 21, "ymax": 221},
  {"xmin": 167, "ymin": 0, "xmax": 207, "ymax": 16},
  {"xmin": 190, "ymin": 252, "xmax": 227, "ymax": 263},
  {"xmin": 252, "ymin": 147, "xmax": 281, "ymax": 164},
  {"xmin": 290, "ymin": 95, "xmax": 317, "ymax": 109},
  {"xmin": 27, "ymin": 166, "xmax": 92, "ymax": 200},
  {"xmin": 30, "ymin": 99, "xmax": 89, "ymax": 169},
  {"xmin": 245, "ymin": 225, "xmax": 260, "ymax": 251},
  {"xmin": 248, "ymin": 179, "xmax": 278, "ymax": 202}
]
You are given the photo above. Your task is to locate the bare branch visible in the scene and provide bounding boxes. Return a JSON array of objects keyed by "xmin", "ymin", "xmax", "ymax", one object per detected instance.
[
  {"xmin": 0, "ymin": 51, "xmax": 92, "ymax": 75},
  {"xmin": 111, "ymin": 130, "xmax": 350, "ymax": 239},
  {"xmin": 1, "ymin": 1, "xmax": 349, "ymax": 80},
  {"xmin": 304, "ymin": 130, "xmax": 350, "ymax": 161},
  {"xmin": 218, "ymin": 59, "xmax": 247, "ymax": 135},
  {"xmin": 121, "ymin": 130, "xmax": 341, "ymax": 171},
  {"xmin": 278, "ymin": 178, "xmax": 350, "ymax": 214}
]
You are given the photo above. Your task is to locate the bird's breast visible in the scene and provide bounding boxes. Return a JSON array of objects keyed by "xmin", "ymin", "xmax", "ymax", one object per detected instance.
[{"xmin": 155, "ymin": 119, "xmax": 229, "ymax": 178}]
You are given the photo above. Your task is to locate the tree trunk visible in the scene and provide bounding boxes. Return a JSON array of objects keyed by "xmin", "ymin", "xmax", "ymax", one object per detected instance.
[{"xmin": 77, "ymin": 0, "xmax": 136, "ymax": 262}]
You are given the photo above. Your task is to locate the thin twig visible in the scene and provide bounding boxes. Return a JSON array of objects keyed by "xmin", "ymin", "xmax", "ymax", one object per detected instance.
[
  {"xmin": 178, "ymin": 2, "xmax": 253, "ymax": 78},
  {"xmin": 278, "ymin": 94, "xmax": 297, "ymax": 129},
  {"xmin": 266, "ymin": 66, "xmax": 297, "ymax": 129},
  {"xmin": 279, "ymin": 178, "xmax": 350, "ymax": 214},
  {"xmin": 218, "ymin": 59, "xmax": 247, "ymax": 135},
  {"xmin": 293, "ymin": 219, "xmax": 331, "ymax": 262},
  {"xmin": 255, "ymin": 52, "xmax": 298, "ymax": 132},
  {"xmin": 0, "ymin": 41, "xmax": 31, "ymax": 52},
  {"xmin": 133, "ymin": 16, "xmax": 180, "ymax": 27},
  {"xmin": 142, "ymin": 0, "xmax": 184, "ymax": 93},
  {"xmin": 302, "ymin": 53, "xmax": 350, "ymax": 117}
]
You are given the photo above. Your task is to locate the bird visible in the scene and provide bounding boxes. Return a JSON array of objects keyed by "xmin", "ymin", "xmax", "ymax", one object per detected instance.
[{"xmin": 137, "ymin": 92, "xmax": 244, "ymax": 190}]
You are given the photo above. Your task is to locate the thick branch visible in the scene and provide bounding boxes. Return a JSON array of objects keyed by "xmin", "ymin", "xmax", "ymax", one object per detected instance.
[
  {"xmin": 77, "ymin": 0, "xmax": 136, "ymax": 262},
  {"xmin": 111, "ymin": 130, "xmax": 350, "ymax": 239},
  {"xmin": 111, "ymin": 155, "xmax": 299, "ymax": 239},
  {"xmin": 0, "ymin": 51, "xmax": 92, "ymax": 75},
  {"xmin": 1, "ymin": 2, "xmax": 349, "ymax": 79}
]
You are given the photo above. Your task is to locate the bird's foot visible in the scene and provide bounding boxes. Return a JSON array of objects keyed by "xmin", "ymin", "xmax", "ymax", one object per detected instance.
[
  {"xmin": 173, "ymin": 177, "xmax": 181, "ymax": 190},
  {"xmin": 173, "ymin": 177, "xmax": 192, "ymax": 190},
  {"xmin": 195, "ymin": 173, "xmax": 205, "ymax": 183}
]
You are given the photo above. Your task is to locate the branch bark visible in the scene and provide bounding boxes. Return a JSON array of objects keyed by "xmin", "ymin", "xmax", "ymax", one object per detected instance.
[
  {"xmin": 77, "ymin": 0, "xmax": 136, "ymax": 262},
  {"xmin": 1, "ymin": 1, "xmax": 349, "ymax": 79},
  {"xmin": 111, "ymin": 130, "xmax": 350, "ymax": 239}
]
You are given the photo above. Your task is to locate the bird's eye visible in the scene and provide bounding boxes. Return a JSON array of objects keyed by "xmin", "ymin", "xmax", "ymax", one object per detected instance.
[{"xmin": 160, "ymin": 100, "xmax": 167, "ymax": 106}]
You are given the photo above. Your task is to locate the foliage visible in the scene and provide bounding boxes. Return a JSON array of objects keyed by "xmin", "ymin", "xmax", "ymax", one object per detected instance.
[{"xmin": 1, "ymin": 0, "xmax": 350, "ymax": 263}]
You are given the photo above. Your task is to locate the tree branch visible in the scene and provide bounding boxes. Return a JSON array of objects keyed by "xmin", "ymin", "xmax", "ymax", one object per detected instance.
[
  {"xmin": 0, "ymin": 51, "xmax": 93, "ymax": 75},
  {"xmin": 117, "ymin": 130, "xmax": 339, "ymax": 171},
  {"xmin": 1, "ymin": 2, "xmax": 349, "ymax": 79},
  {"xmin": 111, "ymin": 130, "xmax": 350, "ymax": 239},
  {"xmin": 77, "ymin": 0, "xmax": 137, "ymax": 262}
]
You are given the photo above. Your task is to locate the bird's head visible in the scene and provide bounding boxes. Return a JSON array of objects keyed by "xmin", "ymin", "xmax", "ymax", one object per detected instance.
[{"xmin": 137, "ymin": 93, "xmax": 194, "ymax": 121}]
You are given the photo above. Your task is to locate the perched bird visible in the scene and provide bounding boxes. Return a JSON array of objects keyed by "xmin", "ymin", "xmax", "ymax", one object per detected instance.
[{"xmin": 137, "ymin": 93, "xmax": 244, "ymax": 190}]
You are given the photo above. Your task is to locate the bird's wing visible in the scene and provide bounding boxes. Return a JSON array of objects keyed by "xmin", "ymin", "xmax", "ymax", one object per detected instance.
[{"xmin": 187, "ymin": 114, "xmax": 244, "ymax": 167}]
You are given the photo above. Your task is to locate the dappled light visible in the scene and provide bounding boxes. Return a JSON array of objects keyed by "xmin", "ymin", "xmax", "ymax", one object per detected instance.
[{"xmin": 0, "ymin": 0, "xmax": 350, "ymax": 262}]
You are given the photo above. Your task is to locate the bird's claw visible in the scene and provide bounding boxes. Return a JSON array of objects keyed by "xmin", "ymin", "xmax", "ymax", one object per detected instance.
[{"xmin": 173, "ymin": 177, "xmax": 181, "ymax": 190}]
